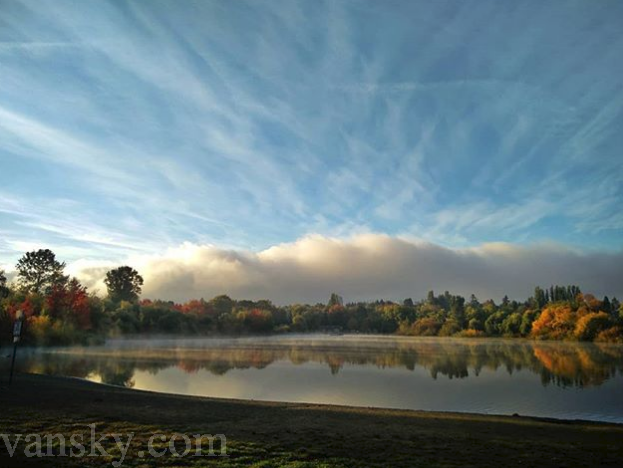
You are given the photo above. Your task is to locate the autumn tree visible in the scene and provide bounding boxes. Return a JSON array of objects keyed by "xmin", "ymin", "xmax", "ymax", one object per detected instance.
[
  {"xmin": 574, "ymin": 312, "xmax": 611, "ymax": 341},
  {"xmin": 104, "ymin": 266, "xmax": 144, "ymax": 303},
  {"xmin": 178, "ymin": 299, "xmax": 211, "ymax": 316},
  {"xmin": 531, "ymin": 304, "xmax": 576, "ymax": 339},
  {"xmin": 45, "ymin": 278, "xmax": 93, "ymax": 330},
  {"xmin": 237, "ymin": 308, "xmax": 274, "ymax": 333},
  {"xmin": 410, "ymin": 317, "xmax": 442, "ymax": 336},
  {"xmin": 15, "ymin": 249, "xmax": 67, "ymax": 293}
]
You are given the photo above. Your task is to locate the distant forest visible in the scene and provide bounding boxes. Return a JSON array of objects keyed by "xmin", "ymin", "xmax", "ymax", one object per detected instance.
[{"xmin": 1, "ymin": 249, "xmax": 622, "ymax": 346}]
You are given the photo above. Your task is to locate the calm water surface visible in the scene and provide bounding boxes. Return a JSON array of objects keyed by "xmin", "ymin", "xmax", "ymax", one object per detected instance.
[{"xmin": 4, "ymin": 335, "xmax": 623, "ymax": 423}]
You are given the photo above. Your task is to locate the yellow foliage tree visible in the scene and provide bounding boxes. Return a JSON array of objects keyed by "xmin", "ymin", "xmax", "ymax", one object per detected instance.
[{"xmin": 574, "ymin": 312, "xmax": 611, "ymax": 341}]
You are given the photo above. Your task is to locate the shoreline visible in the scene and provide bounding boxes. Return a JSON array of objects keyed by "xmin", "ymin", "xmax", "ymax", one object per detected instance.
[
  {"xmin": 41, "ymin": 373, "xmax": 623, "ymax": 427},
  {"xmin": 8, "ymin": 371, "xmax": 623, "ymax": 427},
  {"xmin": 2, "ymin": 373, "xmax": 623, "ymax": 467}
]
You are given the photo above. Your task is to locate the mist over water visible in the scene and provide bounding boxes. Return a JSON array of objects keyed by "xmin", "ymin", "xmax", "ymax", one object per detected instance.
[{"xmin": 4, "ymin": 335, "xmax": 623, "ymax": 423}]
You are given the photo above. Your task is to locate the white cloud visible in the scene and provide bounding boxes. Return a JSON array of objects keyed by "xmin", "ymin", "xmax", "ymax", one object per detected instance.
[{"xmin": 71, "ymin": 234, "xmax": 623, "ymax": 304}]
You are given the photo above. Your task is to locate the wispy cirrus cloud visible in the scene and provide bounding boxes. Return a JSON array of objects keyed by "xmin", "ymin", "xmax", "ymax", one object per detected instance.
[
  {"xmin": 0, "ymin": 0, "xmax": 622, "ymax": 284},
  {"xmin": 0, "ymin": 41, "xmax": 79, "ymax": 52}
]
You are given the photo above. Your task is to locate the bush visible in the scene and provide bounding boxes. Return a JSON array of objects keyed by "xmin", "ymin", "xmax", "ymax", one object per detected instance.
[
  {"xmin": 27, "ymin": 316, "xmax": 84, "ymax": 346},
  {"xmin": 439, "ymin": 319, "xmax": 461, "ymax": 336},
  {"xmin": 594, "ymin": 326, "xmax": 623, "ymax": 343},
  {"xmin": 409, "ymin": 317, "xmax": 442, "ymax": 336},
  {"xmin": 574, "ymin": 312, "xmax": 611, "ymax": 341},
  {"xmin": 28, "ymin": 315, "xmax": 52, "ymax": 345},
  {"xmin": 456, "ymin": 329, "xmax": 487, "ymax": 338}
]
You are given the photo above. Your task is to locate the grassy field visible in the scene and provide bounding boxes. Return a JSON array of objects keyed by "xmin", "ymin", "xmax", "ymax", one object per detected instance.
[{"xmin": 1, "ymin": 373, "xmax": 622, "ymax": 467}]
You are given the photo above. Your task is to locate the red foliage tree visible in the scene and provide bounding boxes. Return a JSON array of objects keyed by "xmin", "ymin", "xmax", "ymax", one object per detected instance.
[
  {"xmin": 45, "ymin": 279, "xmax": 92, "ymax": 330},
  {"xmin": 8, "ymin": 297, "xmax": 36, "ymax": 319}
]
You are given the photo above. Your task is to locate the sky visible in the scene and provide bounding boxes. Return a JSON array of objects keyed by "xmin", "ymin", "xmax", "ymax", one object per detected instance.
[{"xmin": 1, "ymin": 0, "xmax": 622, "ymax": 303}]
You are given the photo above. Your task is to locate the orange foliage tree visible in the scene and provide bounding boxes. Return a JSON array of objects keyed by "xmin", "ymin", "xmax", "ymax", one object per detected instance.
[{"xmin": 531, "ymin": 304, "xmax": 576, "ymax": 340}]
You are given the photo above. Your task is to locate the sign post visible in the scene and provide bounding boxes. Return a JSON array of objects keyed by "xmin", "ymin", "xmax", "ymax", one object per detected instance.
[{"xmin": 9, "ymin": 310, "xmax": 24, "ymax": 386}]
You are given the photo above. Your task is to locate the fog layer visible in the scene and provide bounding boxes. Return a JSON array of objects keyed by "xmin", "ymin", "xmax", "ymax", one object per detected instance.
[{"xmin": 70, "ymin": 234, "xmax": 623, "ymax": 303}]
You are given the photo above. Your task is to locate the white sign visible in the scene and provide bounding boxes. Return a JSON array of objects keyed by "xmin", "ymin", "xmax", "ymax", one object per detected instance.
[{"xmin": 13, "ymin": 320, "xmax": 22, "ymax": 341}]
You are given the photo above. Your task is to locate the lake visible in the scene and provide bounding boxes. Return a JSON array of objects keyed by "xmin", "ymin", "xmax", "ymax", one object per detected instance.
[{"xmin": 3, "ymin": 335, "xmax": 623, "ymax": 423}]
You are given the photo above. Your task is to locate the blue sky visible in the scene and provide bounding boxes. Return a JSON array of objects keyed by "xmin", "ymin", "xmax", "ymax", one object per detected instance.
[{"xmin": 1, "ymin": 0, "xmax": 622, "ymax": 280}]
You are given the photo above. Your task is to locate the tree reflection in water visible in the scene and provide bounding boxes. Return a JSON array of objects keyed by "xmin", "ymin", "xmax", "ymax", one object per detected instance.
[{"xmin": 10, "ymin": 337, "xmax": 623, "ymax": 389}]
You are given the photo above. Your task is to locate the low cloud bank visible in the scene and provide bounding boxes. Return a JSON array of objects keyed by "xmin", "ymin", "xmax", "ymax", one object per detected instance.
[{"xmin": 71, "ymin": 234, "xmax": 623, "ymax": 304}]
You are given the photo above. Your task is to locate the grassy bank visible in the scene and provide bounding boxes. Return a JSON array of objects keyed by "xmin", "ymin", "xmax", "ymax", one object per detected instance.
[{"xmin": 1, "ymin": 374, "xmax": 622, "ymax": 467}]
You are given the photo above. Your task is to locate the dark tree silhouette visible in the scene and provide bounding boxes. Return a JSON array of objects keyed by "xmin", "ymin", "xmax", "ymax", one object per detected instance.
[
  {"xmin": 15, "ymin": 249, "xmax": 67, "ymax": 293},
  {"xmin": 327, "ymin": 293, "xmax": 343, "ymax": 307},
  {"xmin": 0, "ymin": 269, "xmax": 9, "ymax": 298},
  {"xmin": 105, "ymin": 266, "xmax": 144, "ymax": 303}
]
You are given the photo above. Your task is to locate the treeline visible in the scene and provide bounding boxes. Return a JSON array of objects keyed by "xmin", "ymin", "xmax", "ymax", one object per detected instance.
[{"xmin": 1, "ymin": 249, "xmax": 622, "ymax": 346}]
